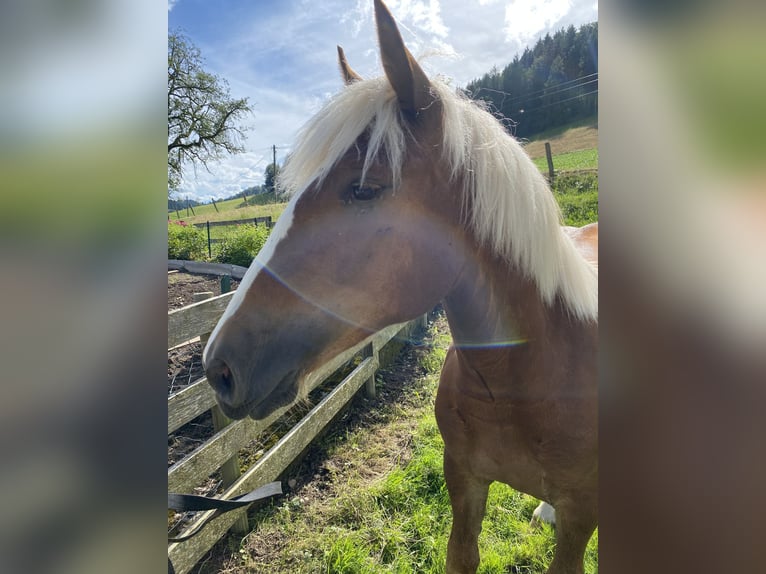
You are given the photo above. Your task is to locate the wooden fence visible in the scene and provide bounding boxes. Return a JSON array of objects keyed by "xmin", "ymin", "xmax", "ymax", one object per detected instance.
[
  {"xmin": 192, "ymin": 215, "xmax": 274, "ymax": 231},
  {"xmin": 167, "ymin": 287, "xmax": 428, "ymax": 574},
  {"xmin": 191, "ymin": 216, "xmax": 274, "ymax": 258}
]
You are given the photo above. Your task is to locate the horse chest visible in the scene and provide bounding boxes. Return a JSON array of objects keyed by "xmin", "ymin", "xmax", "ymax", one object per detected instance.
[{"xmin": 434, "ymin": 382, "xmax": 550, "ymax": 496}]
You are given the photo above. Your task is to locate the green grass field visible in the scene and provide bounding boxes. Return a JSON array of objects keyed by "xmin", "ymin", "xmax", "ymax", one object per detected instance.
[
  {"xmin": 169, "ymin": 196, "xmax": 289, "ymax": 221},
  {"xmin": 553, "ymin": 172, "xmax": 599, "ymax": 227},
  {"xmin": 532, "ymin": 148, "xmax": 598, "ymax": 172},
  {"xmin": 168, "ymin": 201, "xmax": 289, "ymax": 246}
]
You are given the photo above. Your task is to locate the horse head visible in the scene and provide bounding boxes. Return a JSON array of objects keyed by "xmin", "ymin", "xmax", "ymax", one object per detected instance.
[{"xmin": 203, "ymin": 0, "xmax": 465, "ymax": 420}]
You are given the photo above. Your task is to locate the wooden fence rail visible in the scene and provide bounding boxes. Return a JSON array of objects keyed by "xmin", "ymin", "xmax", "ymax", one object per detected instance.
[
  {"xmin": 168, "ymin": 283, "xmax": 427, "ymax": 574},
  {"xmin": 192, "ymin": 216, "xmax": 273, "ymax": 229}
]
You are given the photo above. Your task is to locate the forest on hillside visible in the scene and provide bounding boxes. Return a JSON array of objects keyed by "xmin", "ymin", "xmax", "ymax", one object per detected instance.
[{"xmin": 465, "ymin": 22, "xmax": 597, "ymax": 139}]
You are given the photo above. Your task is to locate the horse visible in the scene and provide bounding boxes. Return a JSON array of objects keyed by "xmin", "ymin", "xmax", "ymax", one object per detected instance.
[{"xmin": 202, "ymin": 1, "xmax": 598, "ymax": 572}]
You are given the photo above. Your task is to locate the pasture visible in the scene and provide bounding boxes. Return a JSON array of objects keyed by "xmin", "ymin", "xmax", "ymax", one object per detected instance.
[
  {"xmin": 169, "ymin": 198, "xmax": 289, "ymax": 225},
  {"xmin": 522, "ymin": 122, "xmax": 597, "ymax": 159},
  {"xmin": 532, "ymin": 148, "xmax": 598, "ymax": 172}
]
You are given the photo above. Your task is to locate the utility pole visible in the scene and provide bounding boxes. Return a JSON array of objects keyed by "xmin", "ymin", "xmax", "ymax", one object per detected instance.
[{"xmin": 272, "ymin": 144, "xmax": 277, "ymax": 203}]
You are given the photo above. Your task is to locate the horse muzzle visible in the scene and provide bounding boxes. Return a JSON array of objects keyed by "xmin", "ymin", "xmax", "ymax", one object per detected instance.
[{"xmin": 205, "ymin": 355, "xmax": 302, "ymax": 420}]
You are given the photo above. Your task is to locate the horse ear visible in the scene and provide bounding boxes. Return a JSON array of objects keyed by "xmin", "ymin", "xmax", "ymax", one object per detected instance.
[
  {"xmin": 374, "ymin": 0, "xmax": 432, "ymax": 116},
  {"xmin": 337, "ymin": 45, "xmax": 362, "ymax": 85}
]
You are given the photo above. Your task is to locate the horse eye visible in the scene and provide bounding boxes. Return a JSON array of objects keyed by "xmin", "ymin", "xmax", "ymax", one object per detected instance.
[{"xmin": 350, "ymin": 183, "xmax": 381, "ymax": 201}]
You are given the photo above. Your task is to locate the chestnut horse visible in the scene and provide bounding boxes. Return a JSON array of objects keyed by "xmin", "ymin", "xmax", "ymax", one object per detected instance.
[{"xmin": 203, "ymin": 1, "xmax": 597, "ymax": 572}]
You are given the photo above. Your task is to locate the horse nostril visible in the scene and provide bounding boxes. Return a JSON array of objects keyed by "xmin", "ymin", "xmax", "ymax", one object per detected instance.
[{"xmin": 206, "ymin": 358, "xmax": 234, "ymax": 398}]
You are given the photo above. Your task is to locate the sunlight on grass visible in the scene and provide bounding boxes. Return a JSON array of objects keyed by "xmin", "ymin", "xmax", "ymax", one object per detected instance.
[{"xmin": 168, "ymin": 201, "xmax": 288, "ymax": 225}]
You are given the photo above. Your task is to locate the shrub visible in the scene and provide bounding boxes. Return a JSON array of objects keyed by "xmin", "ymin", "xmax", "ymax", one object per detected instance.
[
  {"xmin": 215, "ymin": 224, "xmax": 271, "ymax": 267},
  {"xmin": 552, "ymin": 173, "xmax": 599, "ymax": 227},
  {"xmin": 168, "ymin": 221, "xmax": 207, "ymax": 260}
]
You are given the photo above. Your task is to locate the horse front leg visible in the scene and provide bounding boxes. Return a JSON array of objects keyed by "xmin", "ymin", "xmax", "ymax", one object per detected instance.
[
  {"xmin": 545, "ymin": 499, "xmax": 597, "ymax": 574},
  {"xmin": 443, "ymin": 449, "xmax": 490, "ymax": 574}
]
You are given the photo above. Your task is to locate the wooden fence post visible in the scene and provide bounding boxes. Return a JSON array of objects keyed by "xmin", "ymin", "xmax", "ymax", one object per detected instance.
[
  {"xmin": 206, "ymin": 221, "xmax": 212, "ymax": 259},
  {"xmin": 363, "ymin": 342, "xmax": 376, "ymax": 398},
  {"xmin": 221, "ymin": 274, "xmax": 231, "ymax": 294},
  {"xmin": 192, "ymin": 290, "xmax": 250, "ymax": 535},
  {"xmin": 544, "ymin": 142, "xmax": 555, "ymax": 185}
]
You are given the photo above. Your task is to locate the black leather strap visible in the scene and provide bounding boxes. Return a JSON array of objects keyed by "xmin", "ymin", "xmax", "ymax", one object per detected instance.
[
  {"xmin": 167, "ymin": 482, "xmax": 282, "ymax": 573},
  {"xmin": 168, "ymin": 482, "xmax": 282, "ymax": 515}
]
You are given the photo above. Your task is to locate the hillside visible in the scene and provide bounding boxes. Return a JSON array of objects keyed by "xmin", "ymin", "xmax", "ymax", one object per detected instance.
[{"xmin": 523, "ymin": 124, "xmax": 598, "ymax": 160}]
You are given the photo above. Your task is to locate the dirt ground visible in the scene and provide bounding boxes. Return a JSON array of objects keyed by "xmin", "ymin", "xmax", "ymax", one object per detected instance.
[
  {"xmin": 167, "ymin": 272, "xmax": 241, "ymax": 512},
  {"xmin": 168, "ymin": 271, "xmax": 240, "ymax": 312},
  {"xmin": 168, "ymin": 272, "xmax": 240, "ymax": 395}
]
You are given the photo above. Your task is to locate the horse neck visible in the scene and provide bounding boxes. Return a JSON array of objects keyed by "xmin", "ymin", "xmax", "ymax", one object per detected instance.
[
  {"xmin": 443, "ymin": 243, "xmax": 544, "ymax": 346},
  {"xmin": 442, "ymin": 242, "xmax": 593, "ymax": 397}
]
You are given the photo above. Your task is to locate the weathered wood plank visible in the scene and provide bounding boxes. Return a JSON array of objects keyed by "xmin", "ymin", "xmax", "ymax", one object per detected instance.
[
  {"xmin": 168, "ymin": 378, "xmax": 217, "ymax": 434},
  {"xmin": 168, "ymin": 384, "xmax": 316, "ymax": 493},
  {"xmin": 168, "ymin": 356, "xmax": 378, "ymax": 574},
  {"xmin": 303, "ymin": 321, "xmax": 406, "ymax": 388},
  {"xmin": 168, "ymin": 318, "xmax": 416, "ymax": 437},
  {"xmin": 167, "ymin": 260, "xmax": 249, "ymax": 279},
  {"xmin": 210, "ymin": 404, "xmax": 249, "ymax": 534},
  {"xmin": 168, "ymin": 292, "xmax": 234, "ymax": 349},
  {"xmin": 168, "ymin": 336, "xmax": 388, "ymax": 490}
]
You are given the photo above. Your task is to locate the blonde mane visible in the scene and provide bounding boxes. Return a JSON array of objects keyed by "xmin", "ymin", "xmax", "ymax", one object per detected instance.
[{"xmin": 279, "ymin": 76, "xmax": 597, "ymax": 321}]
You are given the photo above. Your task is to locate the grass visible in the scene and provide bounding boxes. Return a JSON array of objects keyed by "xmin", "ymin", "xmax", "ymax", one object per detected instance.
[
  {"xmin": 532, "ymin": 148, "xmax": 598, "ymax": 172},
  {"xmin": 168, "ymin": 196, "xmax": 243, "ymax": 219},
  {"xmin": 523, "ymin": 124, "xmax": 599, "ymax": 226},
  {"xmin": 168, "ymin": 198, "xmax": 289, "ymax": 224},
  {"xmin": 209, "ymin": 319, "xmax": 597, "ymax": 573},
  {"xmin": 522, "ymin": 120, "xmax": 598, "ymax": 160},
  {"xmin": 553, "ymin": 172, "xmax": 599, "ymax": 227},
  {"xmin": 521, "ymin": 115, "xmax": 597, "ymax": 146},
  {"xmin": 168, "ymin": 201, "xmax": 289, "ymax": 246}
]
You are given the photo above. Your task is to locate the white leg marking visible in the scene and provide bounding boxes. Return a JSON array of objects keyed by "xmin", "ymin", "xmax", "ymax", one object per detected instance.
[{"xmin": 531, "ymin": 501, "xmax": 556, "ymax": 527}]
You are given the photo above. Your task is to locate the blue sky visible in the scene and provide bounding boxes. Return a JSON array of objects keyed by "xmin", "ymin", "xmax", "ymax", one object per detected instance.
[{"xmin": 169, "ymin": 0, "xmax": 598, "ymax": 202}]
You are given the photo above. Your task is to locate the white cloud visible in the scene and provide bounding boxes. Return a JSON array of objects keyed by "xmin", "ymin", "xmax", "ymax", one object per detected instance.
[
  {"xmin": 503, "ymin": 0, "xmax": 572, "ymax": 45},
  {"xmin": 168, "ymin": 0, "xmax": 179, "ymax": 12},
  {"xmin": 2, "ymin": 0, "xmax": 164, "ymax": 141}
]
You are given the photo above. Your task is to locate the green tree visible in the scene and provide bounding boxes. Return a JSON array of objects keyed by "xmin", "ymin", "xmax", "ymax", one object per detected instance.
[
  {"xmin": 263, "ymin": 163, "xmax": 280, "ymax": 195},
  {"xmin": 168, "ymin": 31, "xmax": 251, "ymax": 191},
  {"xmin": 464, "ymin": 22, "xmax": 598, "ymax": 139}
]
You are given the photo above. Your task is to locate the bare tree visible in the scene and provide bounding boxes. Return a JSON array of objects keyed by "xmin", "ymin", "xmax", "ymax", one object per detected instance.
[{"xmin": 168, "ymin": 31, "xmax": 251, "ymax": 191}]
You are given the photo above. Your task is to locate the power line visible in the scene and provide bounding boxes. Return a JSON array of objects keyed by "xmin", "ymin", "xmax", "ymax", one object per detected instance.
[
  {"xmin": 469, "ymin": 72, "xmax": 598, "ymax": 106},
  {"xmin": 524, "ymin": 78, "xmax": 598, "ymax": 102},
  {"xmin": 519, "ymin": 89, "xmax": 599, "ymax": 114}
]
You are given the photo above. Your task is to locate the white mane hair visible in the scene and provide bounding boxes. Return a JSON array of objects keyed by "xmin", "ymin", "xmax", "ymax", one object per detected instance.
[{"xmin": 279, "ymin": 76, "xmax": 597, "ymax": 321}]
